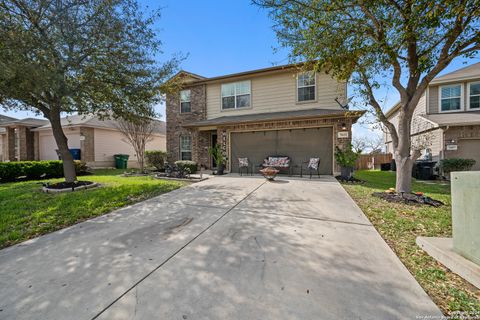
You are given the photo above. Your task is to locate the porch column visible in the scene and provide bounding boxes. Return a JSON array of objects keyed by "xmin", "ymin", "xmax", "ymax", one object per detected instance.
[
  {"xmin": 5, "ymin": 127, "xmax": 16, "ymax": 161},
  {"xmin": 33, "ymin": 131, "xmax": 40, "ymax": 160},
  {"xmin": 80, "ymin": 127, "xmax": 95, "ymax": 163},
  {"xmin": 17, "ymin": 126, "xmax": 35, "ymax": 160}
]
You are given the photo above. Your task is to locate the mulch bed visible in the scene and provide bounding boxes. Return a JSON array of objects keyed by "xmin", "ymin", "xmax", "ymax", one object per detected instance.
[
  {"xmin": 43, "ymin": 181, "xmax": 97, "ymax": 192},
  {"xmin": 372, "ymin": 192, "xmax": 444, "ymax": 207},
  {"xmin": 336, "ymin": 176, "xmax": 365, "ymax": 184}
]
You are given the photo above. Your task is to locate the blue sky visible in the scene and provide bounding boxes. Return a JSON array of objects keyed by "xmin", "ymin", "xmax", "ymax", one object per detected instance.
[{"xmin": 3, "ymin": 0, "xmax": 479, "ymax": 139}]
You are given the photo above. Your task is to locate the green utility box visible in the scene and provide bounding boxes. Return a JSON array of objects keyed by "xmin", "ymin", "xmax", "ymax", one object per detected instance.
[
  {"xmin": 114, "ymin": 154, "xmax": 129, "ymax": 169},
  {"xmin": 451, "ymin": 171, "xmax": 480, "ymax": 265}
]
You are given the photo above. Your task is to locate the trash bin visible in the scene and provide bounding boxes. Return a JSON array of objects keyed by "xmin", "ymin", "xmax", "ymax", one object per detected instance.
[
  {"xmin": 114, "ymin": 154, "xmax": 129, "ymax": 169},
  {"xmin": 415, "ymin": 161, "xmax": 436, "ymax": 180},
  {"xmin": 380, "ymin": 163, "xmax": 391, "ymax": 171},
  {"xmin": 69, "ymin": 148, "xmax": 81, "ymax": 160}
]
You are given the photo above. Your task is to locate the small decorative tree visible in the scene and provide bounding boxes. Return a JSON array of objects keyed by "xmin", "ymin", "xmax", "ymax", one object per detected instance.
[
  {"xmin": 145, "ymin": 150, "xmax": 167, "ymax": 171},
  {"xmin": 115, "ymin": 117, "xmax": 156, "ymax": 173},
  {"xmin": 335, "ymin": 143, "xmax": 360, "ymax": 179},
  {"xmin": 208, "ymin": 144, "xmax": 226, "ymax": 175}
]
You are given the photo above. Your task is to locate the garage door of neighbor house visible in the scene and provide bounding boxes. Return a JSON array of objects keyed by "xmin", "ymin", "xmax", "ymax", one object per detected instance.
[
  {"xmin": 230, "ymin": 127, "xmax": 333, "ymax": 174},
  {"xmin": 457, "ymin": 139, "xmax": 480, "ymax": 171}
]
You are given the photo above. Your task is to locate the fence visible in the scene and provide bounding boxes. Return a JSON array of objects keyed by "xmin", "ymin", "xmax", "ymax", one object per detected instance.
[{"xmin": 355, "ymin": 153, "xmax": 393, "ymax": 170}]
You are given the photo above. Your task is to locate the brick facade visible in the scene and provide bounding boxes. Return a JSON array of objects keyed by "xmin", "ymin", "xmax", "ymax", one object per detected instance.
[
  {"xmin": 166, "ymin": 84, "xmax": 211, "ymax": 166},
  {"xmin": 80, "ymin": 127, "xmax": 95, "ymax": 162},
  {"xmin": 17, "ymin": 126, "xmax": 35, "ymax": 160},
  {"xmin": 443, "ymin": 125, "xmax": 480, "ymax": 159},
  {"xmin": 4, "ymin": 128, "xmax": 14, "ymax": 161},
  {"xmin": 214, "ymin": 115, "xmax": 354, "ymax": 173}
]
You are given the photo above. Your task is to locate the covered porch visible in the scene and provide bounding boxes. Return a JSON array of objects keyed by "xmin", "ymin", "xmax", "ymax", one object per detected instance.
[{"xmin": 185, "ymin": 108, "xmax": 365, "ymax": 175}]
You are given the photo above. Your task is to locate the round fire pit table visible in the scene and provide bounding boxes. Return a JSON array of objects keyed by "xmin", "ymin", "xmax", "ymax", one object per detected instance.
[{"xmin": 259, "ymin": 167, "xmax": 280, "ymax": 181}]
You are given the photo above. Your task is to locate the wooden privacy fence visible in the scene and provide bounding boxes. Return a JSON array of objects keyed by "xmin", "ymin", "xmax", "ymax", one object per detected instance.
[{"xmin": 355, "ymin": 153, "xmax": 393, "ymax": 170}]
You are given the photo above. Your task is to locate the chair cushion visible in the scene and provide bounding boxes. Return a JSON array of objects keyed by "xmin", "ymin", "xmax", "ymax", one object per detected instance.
[
  {"xmin": 267, "ymin": 157, "xmax": 290, "ymax": 167},
  {"xmin": 238, "ymin": 158, "xmax": 249, "ymax": 167},
  {"xmin": 308, "ymin": 158, "xmax": 320, "ymax": 170}
]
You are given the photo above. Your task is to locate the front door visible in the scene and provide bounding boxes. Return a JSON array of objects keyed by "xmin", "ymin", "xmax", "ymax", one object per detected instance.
[{"xmin": 211, "ymin": 133, "xmax": 218, "ymax": 168}]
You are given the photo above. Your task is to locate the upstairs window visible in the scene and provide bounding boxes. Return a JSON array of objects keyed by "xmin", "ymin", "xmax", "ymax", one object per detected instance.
[
  {"xmin": 180, "ymin": 135, "xmax": 192, "ymax": 160},
  {"xmin": 180, "ymin": 90, "xmax": 191, "ymax": 113},
  {"xmin": 440, "ymin": 84, "xmax": 462, "ymax": 112},
  {"xmin": 468, "ymin": 82, "xmax": 480, "ymax": 110},
  {"xmin": 297, "ymin": 72, "xmax": 316, "ymax": 102},
  {"xmin": 221, "ymin": 81, "xmax": 251, "ymax": 110}
]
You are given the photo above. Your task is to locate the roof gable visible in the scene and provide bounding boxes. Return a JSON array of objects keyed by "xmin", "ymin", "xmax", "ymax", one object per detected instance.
[{"xmin": 431, "ymin": 62, "xmax": 480, "ymax": 84}]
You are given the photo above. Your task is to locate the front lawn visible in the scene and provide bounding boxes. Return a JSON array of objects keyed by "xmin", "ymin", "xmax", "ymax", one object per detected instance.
[
  {"xmin": 0, "ymin": 169, "xmax": 185, "ymax": 249},
  {"xmin": 342, "ymin": 170, "xmax": 480, "ymax": 316}
]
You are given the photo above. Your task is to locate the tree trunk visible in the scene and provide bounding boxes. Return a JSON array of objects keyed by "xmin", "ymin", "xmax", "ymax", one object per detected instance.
[
  {"xmin": 394, "ymin": 154, "xmax": 414, "ymax": 193},
  {"xmin": 394, "ymin": 111, "xmax": 414, "ymax": 193},
  {"xmin": 49, "ymin": 112, "xmax": 77, "ymax": 182}
]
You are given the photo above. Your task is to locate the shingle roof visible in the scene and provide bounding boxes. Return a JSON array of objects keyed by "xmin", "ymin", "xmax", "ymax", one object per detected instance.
[
  {"xmin": 420, "ymin": 112, "xmax": 480, "ymax": 126},
  {"xmin": 0, "ymin": 117, "xmax": 48, "ymax": 127},
  {"xmin": 0, "ymin": 114, "xmax": 17, "ymax": 124},
  {"xmin": 431, "ymin": 62, "xmax": 480, "ymax": 84},
  {"xmin": 184, "ymin": 108, "xmax": 365, "ymax": 127},
  {"xmin": 34, "ymin": 114, "xmax": 166, "ymax": 134}
]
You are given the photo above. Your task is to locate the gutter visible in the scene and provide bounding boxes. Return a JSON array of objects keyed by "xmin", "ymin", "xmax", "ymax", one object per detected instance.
[{"xmin": 183, "ymin": 110, "xmax": 366, "ymax": 128}]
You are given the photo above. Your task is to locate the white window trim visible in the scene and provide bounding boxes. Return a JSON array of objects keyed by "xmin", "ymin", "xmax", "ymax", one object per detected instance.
[
  {"xmin": 180, "ymin": 89, "xmax": 191, "ymax": 113},
  {"xmin": 296, "ymin": 72, "xmax": 317, "ymax": 103},
  {"xmin": 467, "ymin": 81, "xmax": 480, "ymax": 111},
  {"xmin": 439, "ymin": 84, "xmax": 464, "ymax": 113},
  {"xmin": 179, "ymin": 135, "xmax": 192, "ymax": 161},
  {"xmin": 221, "ymin": 80, "xmax": 251, "ymax": 110}
]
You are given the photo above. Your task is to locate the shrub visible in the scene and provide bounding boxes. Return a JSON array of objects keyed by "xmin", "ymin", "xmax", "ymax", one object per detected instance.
[
  {"xmin": 74, "ymin": 161, "xmax": 90, "ymax": 175},
  {"xmin": 334, "ymin": 143, "xmax": 360, "ymax": 168},
  {"xmin": 0, "ymin": 160, "xmax": 89, "ymax": 182},
  {"xmin": 145, "ymin": 150, "xmax": 167, "ymax": 171},
  {"xmin": 174, "ymin": 160, "xmax": 198, "ymax": 174},
  {"xmin": 439, "ymin": 158, "xmax": 476, "ymax": 173}
]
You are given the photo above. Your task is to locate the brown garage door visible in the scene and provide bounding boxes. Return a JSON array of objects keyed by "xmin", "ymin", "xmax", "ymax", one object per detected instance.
[
  {"xmin": 457, "ymin": 139, "xmax": 480, "ymax": 170},
  {"xmin": 230, "ymin": 127, "xmax": 333, "ymax": 174}
]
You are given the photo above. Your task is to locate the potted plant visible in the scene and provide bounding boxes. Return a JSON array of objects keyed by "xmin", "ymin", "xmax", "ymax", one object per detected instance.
[
  {"xmin": 335, "ymin": 143, "xmax": 360, "ymax": 179},
  {"xmin": 208, "ymin": 144, "xmax": 226, "ymax": 175}
]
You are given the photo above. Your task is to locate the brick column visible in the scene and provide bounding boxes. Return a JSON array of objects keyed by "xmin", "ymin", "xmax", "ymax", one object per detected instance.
[
  {"xmin": 17, "ymin": 126, "xmax": 35, "ymax": 160},
  {"xmin": 5, "ymin": 127, "xmax": 16, "ymax": 161},
  {"xmin": 33, "ymin": 132, "xmax": 40, "ymax": 160},
  {"xmin": 80, "ymin": 127, "xmax": 95, "ymax": 163}
]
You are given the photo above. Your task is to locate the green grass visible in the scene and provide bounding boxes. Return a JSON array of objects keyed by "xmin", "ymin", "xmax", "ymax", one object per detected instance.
[
  {"xmin": 0, "ymin": 169, "xmax": 185, "ymax": 249},
  {"xmin": 342, "ymin": 171, "xmax": 480, "ymax": 316}
]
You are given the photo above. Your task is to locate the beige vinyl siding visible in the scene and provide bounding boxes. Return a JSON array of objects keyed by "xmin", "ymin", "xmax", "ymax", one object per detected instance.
[
  {"xmin": 38, "ymin": 129, "xmax": 81, "ymax": 160},
  {"xmin": 428, "ymin": 78, "xmax": 480, "ymax": 114},
  {"xmin": 415, "ymin": 128, "xmax": 443, "ymax": 161},
  {"xmin": 385, "ymin": 109, "xmax": 400, "ymax": 144},
  {"xmin": 93, "ymin": 128, "xmax": 166, "ymax": 167},
  {"xmin": 206, "ymin": 71, "xmax": 346, "ymax": 119},
  {"xmin": 385, "ymin": 92, "xmax": 431, "ymax": 150},
  {"xmin": 428, "ymin": 85, "xmax": 439, "ymax": 114}
]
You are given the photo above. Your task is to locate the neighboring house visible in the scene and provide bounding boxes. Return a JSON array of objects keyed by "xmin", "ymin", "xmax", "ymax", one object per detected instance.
[
  {"xmin": 0, "ymin": 114, "xmax": 166, "ymax": 167},
  {"xmin": 384, "ymin": 62, "xmax": 480, "ymax": 170},
  {"xmin": 166, "ymin": 63, "xmax": 365, "ymax": 174}
]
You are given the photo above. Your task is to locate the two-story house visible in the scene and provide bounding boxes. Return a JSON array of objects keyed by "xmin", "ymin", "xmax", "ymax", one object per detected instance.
[
  {"xmin": 166, "ymin": 63, "xmax": 365, "ymax": 175},
  {"xmin": 384, "ymin": 62, "xmax": 480, "ymax": 170}
]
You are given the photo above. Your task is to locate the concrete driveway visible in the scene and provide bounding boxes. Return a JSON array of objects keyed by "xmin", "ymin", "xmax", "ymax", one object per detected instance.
[{"xmin": 0, "ymin": 176, "xmax": 441, "ymax": 319}]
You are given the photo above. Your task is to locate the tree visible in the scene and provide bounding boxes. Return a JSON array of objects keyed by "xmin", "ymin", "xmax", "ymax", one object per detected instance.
[
  {"xmin": 115, "ymin": 117, "xmax": 156, "ymax": 173},
  {"xmin": 352, "ymin": 135, "xmax": 384, "ymax": 154},
  {"xmin": 0, "ymin": 0, "xmax": 180, "ymax": 182},
  {"xmin": 254, "ymin": 0, "xmax": 480, "ymax": 192}
]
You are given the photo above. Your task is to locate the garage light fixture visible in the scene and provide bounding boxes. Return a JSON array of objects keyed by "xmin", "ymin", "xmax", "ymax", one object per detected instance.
[{"xmin": 341, "ymin": 123, "xmax": 347, "ymax": 130}]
